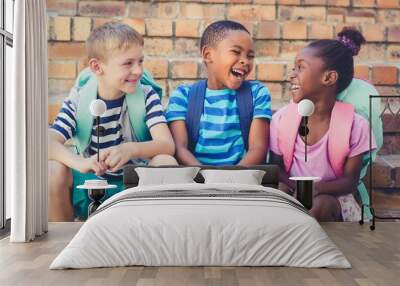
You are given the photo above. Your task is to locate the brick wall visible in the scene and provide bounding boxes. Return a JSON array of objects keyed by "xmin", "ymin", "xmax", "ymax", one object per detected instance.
[{"xmin": 47, "ymin": 0, "xmax": 400, "ymax": 109}]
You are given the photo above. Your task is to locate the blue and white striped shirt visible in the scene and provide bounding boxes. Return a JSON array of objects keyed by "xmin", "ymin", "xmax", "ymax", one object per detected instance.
[
  {"xmin": 50, "ymin": 84, "xmax": 166, "ymax": 179},
  {"xmin": 166, "ymin": 81, "xmax": 272, "ymax": 165}
]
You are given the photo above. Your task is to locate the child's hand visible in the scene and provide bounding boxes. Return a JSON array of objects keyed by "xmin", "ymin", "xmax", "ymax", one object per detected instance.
[
  {"xmin": 78, "ymin": 154, "xmax": 108, "ymax": 176},
  {"xmin": 100, "ymin": 143, "xmax": 135, "ymax": 173}
]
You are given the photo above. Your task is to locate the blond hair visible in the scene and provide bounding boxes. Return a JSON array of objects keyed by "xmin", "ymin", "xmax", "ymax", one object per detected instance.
[{"xmin": 86, "ymin": 22, "xmax": 143, "ymax": 61}]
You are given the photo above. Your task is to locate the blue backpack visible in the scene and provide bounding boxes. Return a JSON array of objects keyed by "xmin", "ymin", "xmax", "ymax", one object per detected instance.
[{"xmin": 186, "ymin": 80, "xmax": 254, "ymax": 152}]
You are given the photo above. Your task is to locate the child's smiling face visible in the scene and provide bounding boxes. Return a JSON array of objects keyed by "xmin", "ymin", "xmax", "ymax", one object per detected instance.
[
  {"xmin": 203, "ymin": 30, "xmax": 255, "ymax": 90},
  {"xmin": 99, "ymin": 44, "xmax": 144, "ymax": 97},
  {"xmin": 289, "ymin": 47, "xmax": 328, "ymax": 103}
]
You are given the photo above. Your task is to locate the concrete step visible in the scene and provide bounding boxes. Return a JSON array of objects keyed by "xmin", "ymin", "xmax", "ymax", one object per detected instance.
[{"xmin": 363, "ymin": 155, "xmax": 400, "ymax": 214}]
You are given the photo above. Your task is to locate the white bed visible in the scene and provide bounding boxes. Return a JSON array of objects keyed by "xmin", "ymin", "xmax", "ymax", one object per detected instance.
[{"xmin": 50, "ymin": 182, "xmax": 351, "ymax": 269}]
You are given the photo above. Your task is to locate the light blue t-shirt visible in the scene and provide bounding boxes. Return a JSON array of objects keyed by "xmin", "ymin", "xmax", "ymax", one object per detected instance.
[{"xmin": 166, "ymin": 81, "xmax": 272, "ymax": 165}]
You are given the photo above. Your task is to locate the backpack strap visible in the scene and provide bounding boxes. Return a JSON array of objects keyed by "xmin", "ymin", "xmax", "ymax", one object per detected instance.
[
  {"xmin": 328, "ymin": 101, "xmax": 354, "ymax": 178},
  {"xmin": 125, "ymin": 85, "xmax": 151, "ymax": 142},
  {"xmin": 277, "ymin": 101, "xmax": 354, "ymax": 176},
  {"xmin": 186, "ymin": 80, "xmax": 254, "ymax": 152},
  {"xmin": 277, "ymin": 102, "xmax": 302, "ymax": 172},
  {"xmin": 236, "ymin": 81, "xmax": 254, "ymax": 150},
  {"xmin": 74, "ymin": 75, "xmax": 98, "ymax": 155},
  {"xmin": 73, "ymin": 68, "xmax": 160, "ymax": 154},
  {"xmin": 186, "ymin": 80, "xmax": 206, "ymax": 152}
]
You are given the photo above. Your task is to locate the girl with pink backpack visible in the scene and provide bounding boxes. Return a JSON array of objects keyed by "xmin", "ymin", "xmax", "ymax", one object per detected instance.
[{"xmin": 269, "ymin": 28, "xmax": 380, "ymax": 222}]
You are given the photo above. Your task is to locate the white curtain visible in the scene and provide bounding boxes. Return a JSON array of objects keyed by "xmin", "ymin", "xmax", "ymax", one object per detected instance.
[{"xmin": 7, "ymin": 0, "xmax": 48, "ymax": 242}]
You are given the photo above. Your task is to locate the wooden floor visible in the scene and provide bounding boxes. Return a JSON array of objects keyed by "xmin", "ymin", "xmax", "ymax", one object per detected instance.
[{"xmin": 0, "ymin": 222, "xmax": 399, "ymax": 286}]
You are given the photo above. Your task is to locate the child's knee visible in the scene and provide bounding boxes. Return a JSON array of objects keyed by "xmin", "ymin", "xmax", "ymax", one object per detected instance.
[
  {"xmin": 311, "ymin": 194, "xmax": 341, "ymax": 221},
  {"xmin": 48, "ymin": 161, "xmax": 73, "ymax": 190},
  {"xmin": 148, "ymin": 154, "xmax": 178, "ymax": 166}
]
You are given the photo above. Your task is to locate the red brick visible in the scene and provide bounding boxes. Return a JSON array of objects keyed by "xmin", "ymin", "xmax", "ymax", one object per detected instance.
[
  {"xmin": 51, "ymin": 16, "xmax": 71, "ymax": 41},
  {"xmin": 379, "ymin": 136, "xmax": 400, "ymax": 156},
  {"xmin": 365, "ymin": 159, "xmax": 393, "ymax": 188},
  {"xmin": 247, "ymin": 67, "xmax": 256, "ymax": 80},
  {"xmin": 362, "ymin": 23, "xmax": 386, "ymax": 42},
  {"xmin": 346, "ymin": 10, "xmax": 376, "ymax": 24},
  {"xmin": 228, "ymin": 0, "xmax": 252, "ymax": 3},
  {"xmin": 78, "ymin": 58, "xmax": 88, "ymax": 73},
  {"xmin": 156, "ymin": 80, "xmax": 169, "ymax": 106},
  {"xmin": 265, "ymin": 83, "xmax": 284, "ymax": 100},
  {"xmin": 48, "ymin": 61, "xmax": 77, "ymax": 79},
  {"xmin": 353, "ymin": 0, "xmax": 376, "ymax": 7},
  {"xmin": 227, "ymin": 5, "xmax": 276, "ymax": 21},
  {"xmin": 144, "ymin": 39, "xmax": 173, "ymax": 56},
  {"xmin": 327, "ymin": 8, "xmax": 346, "ymax": 23},
  {"xmin": 387, "ymin": 44, "xmax": 400, "ymax": 61},
  {"xmin": 48, "ymin": 79, "xmax": 75, "ymax": 95},
  {"xmin": 47, "ymin": 0, "xmax": 78, "ymax": 16},
  {"xmin": 78, "ymin": 1, "xmax": 125, "ymax": 17},
  {"xmin": 256, "ymin": 21, "xmax": 280, "ymax": 40},
  {"xmin": 257, "ymin": 63, "xmax": 286, "ymax": 81},
  {"xmin": 282, "ymin": 22, "xmax": 307, "ymax": 40},
  {"xmin": 308, "ymin": 23, "xmax": 333, "ymax": 39},
  {"xmin": 277, "ymin": 0, "xmax": 301, "ymax": 4},
  {"xmin": 127, "ymin": 1, "xmax": 151, "ymax": 18},
  {"xmin": 170, "ymin": 60, "xmax": 198, "ymax": 79},
  {"xmin": 122, "ymin": 18, "xmax": 145, "ymax": 36},
  {"xmin": 388, "ymin": 26, "xmax": 400, "ymax": 42},
  {"xmin": 354, "ymin": 65, "xmax": 370, "ymax": 81},
  {"xmin": 377, "ymin": 10, "xmax": 400, "ymax": 24},
  {"xmin": 303, "ymin": 0, "xmax": 327, "ymax": 4},
  {"xmin": 254, "ymin": 40, "xmax": 280, "ymax": 57},
  {"xmin": 179, "ymin": 3, "xmax": 204, "ymax": 19},
  {"xmin": 175, "ymin": 39, "xmax": 200, "ymax": 57},
  {"xmin": 92, "ymin": 18, "xmax": 112, "ymax": 29},
  {"xmin": 72, "ymin": 17, "xmax": 91, "ymax": 42},
  {"xmin": 240, "ymin": 21, "xmax": 255, "ymax": 36},
  {"xmin": 334, "ymin": 24, "xmax": 359, "ymax": 36},
  {"xmin": 48, "ymin": 103, "xmax": 61, "ymax": 125},
  {"xmin": 327, "ymin": 0, "xmax": 350, "ymax": 6},
  {"xmin": 382, "ymin": 113, "xmax": 400, "ymax": 133},
  {"xmin": 396, "ymin": 167, "xmax": 400, "ymax": 187},
  {"xmin": 290, "ymin": 7, "xmax": 327, "ymax": 21},
  {"xmin": 168, "ymin": 80, "xmax": 196, "ymax": 96},
  {"xmin": 281, "ymin": 41, "xmax": 307, "ymax": 59},
  {"xmin": 48, "ymin": 42, "xmax": 86, "ymax": 60},
  {"xmin": 327, "ymin": 14, "xmax": 344, "ymax": 23},
  {"xmin": 153, "ymin": 2, "xmax": 179, "ymax": 19},
  {"xmin": 375, "ymin": 85, "xmax": 400, "ymax": 96},
  {"xmin": 254, "ymin": 0, "xmax": 276, "ymax": 3},
  {"xmin": 377, "ymin": 0, "xmax": 400, "ymax": 8},
  {"xmin": 144, "ymin": 58, "xmax": 169, "ymax": 79},
  {"xmin": 180, "ymin": 3, "xmax": 225, "ymax": 20},
  {"xmin": 279, "ymin": 7, "xmax": 292, "ymax": 21},
  {"xmin": 145, "ymin": 19, "xmax": 173, "ymax": 37},
  {"xmin": 372, "ymin": 66, "xmax": 398, "ymax": 85},
  {"xmin": 175, "ymin": 19, "xmax": 201, "ymax": 38}
]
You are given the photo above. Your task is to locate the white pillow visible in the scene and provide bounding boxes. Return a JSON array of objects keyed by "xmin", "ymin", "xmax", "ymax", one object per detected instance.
[
  {"xmin": 200, "ymin": 169, "xmax": 266, "ymax": 185},
  {"xmin": 136, "ymin": 167, "xmax": 201, "ymax": 186}
]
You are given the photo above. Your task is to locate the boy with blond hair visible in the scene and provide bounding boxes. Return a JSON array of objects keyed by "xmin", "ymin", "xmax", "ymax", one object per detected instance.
[{"xmin": 49, "ymin": 22, "xmax": 177, "ymax": 221}]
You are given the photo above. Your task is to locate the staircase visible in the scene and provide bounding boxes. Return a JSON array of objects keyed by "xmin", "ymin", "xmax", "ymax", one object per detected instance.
[{"xmin": 363, "ymin": 113, "xmax": 400, "ymax": 218}]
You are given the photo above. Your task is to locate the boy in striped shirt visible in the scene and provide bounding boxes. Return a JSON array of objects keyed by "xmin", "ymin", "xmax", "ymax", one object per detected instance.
[
  {"xmin": 166, "ymin": 20, "xmax": 272, "ymax": 166},
  {"xmin": 49, "ymin": 23, "xmax": 177, "ymax": 221}
]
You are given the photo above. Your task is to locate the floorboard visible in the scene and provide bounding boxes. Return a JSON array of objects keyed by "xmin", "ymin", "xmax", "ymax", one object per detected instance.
[{"xmin": 0, "ymin": 222, "xmax": 399, "ymax": 286}]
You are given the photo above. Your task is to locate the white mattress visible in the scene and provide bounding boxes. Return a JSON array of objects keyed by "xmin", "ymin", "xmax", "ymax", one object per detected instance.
[{"xmin": 50, "ymin": 183, "xmax": 351, "ymax": 269}]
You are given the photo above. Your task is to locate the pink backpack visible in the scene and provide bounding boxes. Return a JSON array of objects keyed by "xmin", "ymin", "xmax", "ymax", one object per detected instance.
[{"xmin": 277, "ymin": 101, "xmax": 355, "ymax": 178}]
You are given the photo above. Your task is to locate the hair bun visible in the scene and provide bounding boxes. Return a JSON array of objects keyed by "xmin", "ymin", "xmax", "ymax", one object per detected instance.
[{"xmin": 337, "ymin": 27, "xmax": 366, "ymax": 56}]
